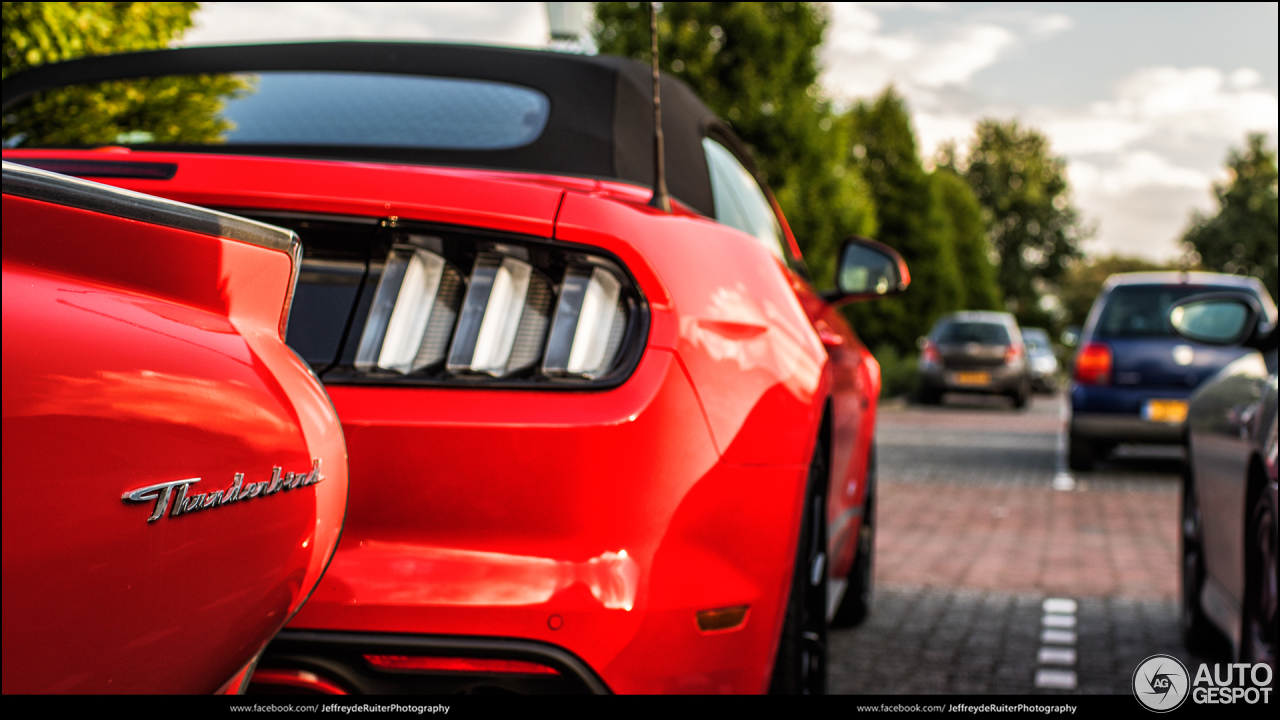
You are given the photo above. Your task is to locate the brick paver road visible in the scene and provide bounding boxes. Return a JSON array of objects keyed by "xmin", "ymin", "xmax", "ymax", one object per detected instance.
[{"xmin": 829, "ymin": 391, "xmax": 1215, "ymax": 695}]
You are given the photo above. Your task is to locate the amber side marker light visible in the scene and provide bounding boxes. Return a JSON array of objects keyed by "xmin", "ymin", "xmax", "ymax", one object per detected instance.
[
  {"xmin": 696, "ymin": 605, "xmax": 750, "ymax": 633},
  {"xmin": 363, "ymin": 655, "xmax": 560, "ymax": 676}
]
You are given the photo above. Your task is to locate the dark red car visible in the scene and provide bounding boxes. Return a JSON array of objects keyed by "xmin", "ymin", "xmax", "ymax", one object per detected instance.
[
  {"xmin": 2, "ymin": 162, "xmax": 349, "ymax": 693},
  {"xmin": 3, "ymin": 42, "xmax": 907, "ymax": 694}
]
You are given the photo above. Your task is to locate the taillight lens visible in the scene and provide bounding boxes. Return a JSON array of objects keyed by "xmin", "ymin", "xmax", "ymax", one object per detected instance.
[
  {"xmin": 921, "ymin": 340, "xmax": 941, "ymax": 365},
  {"xmin": 351, "ymin": 231, "xmax": 645, "ymax": 386},
  {"xmin": 1004, "ymin": 343, "xmax": 1024, "ymax": 365},
  {"xmin": 1074, "ymin": 342, "xmax": 1112, "ymax": 385}
]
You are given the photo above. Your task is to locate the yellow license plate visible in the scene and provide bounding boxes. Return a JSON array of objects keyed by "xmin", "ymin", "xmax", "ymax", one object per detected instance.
[
  {"xmin": 1143, "ymin": 399, "xmax": 1189, "ymax": 423},
  {"xmin": 953, "ymin": 371, "xmax": 991, "ymax": 386}
]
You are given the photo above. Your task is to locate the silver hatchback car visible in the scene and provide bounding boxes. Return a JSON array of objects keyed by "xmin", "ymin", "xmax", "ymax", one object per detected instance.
[{"xmin": 918, "ymin": 311, "xmax": 1033, "ymax": 408}]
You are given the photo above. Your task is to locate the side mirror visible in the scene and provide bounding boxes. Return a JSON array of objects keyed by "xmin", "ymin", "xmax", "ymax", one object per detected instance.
[
  {"xmin": 826, "ymin": 236, "xmax": 910, "ymax": 306},
  {"xmin": 1169, "ymin": 292, "xmax": 1260, "ymax": 346},
  {"xmin": 1060, "ymin": 327, "xmax": 1080, "ymax": 348}
]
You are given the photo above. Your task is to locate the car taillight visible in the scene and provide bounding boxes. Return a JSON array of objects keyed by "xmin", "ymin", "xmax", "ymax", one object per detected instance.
[
  {"xmin": 350, "ymin": 230, "xmax": 646, "ymax": 386},
  {"xmin": 1074, "ymin": 342, "xmax": 1112, "ymax": 385},
  {"xmin": 1004, "ymin": 343, "xmax": 1024, "ymax": 364},
  {"xmin": 921, "ymin": 340, "xmax": 941, "ymax": 365}
]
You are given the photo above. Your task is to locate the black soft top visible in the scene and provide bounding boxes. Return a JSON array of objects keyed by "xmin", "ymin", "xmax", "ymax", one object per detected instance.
[{"xmin": 2, "ymin": 41, "xmax": 729, "ymax": 217}]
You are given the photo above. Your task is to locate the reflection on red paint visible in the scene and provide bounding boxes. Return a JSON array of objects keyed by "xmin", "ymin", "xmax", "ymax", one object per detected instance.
[
  {"xmin": 249, "ymin": 668, "xmax": 350, "ymax": 694},
  {"xmin": 326, "ymin": 542, "xmax": 639, "ymax": 610}
]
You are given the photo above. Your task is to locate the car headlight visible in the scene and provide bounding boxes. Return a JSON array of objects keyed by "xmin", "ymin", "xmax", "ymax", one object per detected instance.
[{"xmin": 347, "ymin": 229, "xmax": 646, "ymax": 387}]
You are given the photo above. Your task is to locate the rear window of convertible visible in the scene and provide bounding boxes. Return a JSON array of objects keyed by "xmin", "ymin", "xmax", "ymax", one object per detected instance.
[{"xmin": 3, "ymin": 72, "xmax": 551, "ymax": 151}]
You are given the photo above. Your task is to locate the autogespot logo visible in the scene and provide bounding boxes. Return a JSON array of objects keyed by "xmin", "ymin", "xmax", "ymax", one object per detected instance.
[{"xmin": 1133, "ymin": 654, "xmax": 1189, "ymax": 712}]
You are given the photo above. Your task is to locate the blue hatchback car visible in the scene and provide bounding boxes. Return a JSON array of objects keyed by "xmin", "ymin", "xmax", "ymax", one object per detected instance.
[{"xmin": 1068, "ymin": 272, "xmax": 1277, "ymax": 471}]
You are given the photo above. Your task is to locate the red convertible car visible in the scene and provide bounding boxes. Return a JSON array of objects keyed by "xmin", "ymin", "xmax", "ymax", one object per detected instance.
[
  {"xmin": 3, "ymin": 42, "xmax": 907, "ymax": 694},
  {"xmin": 2, "ymin": 161, "xmax": 349, "ymax": 693}
]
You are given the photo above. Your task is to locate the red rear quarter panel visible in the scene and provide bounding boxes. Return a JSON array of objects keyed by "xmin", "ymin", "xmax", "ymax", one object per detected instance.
[
  {"xmin": 1, "ymin": 190, "xmax": 348, "ymax": 693},
  {"xmin": 3, "ymin": 150, "xmax": 875, "ymax": 693}
]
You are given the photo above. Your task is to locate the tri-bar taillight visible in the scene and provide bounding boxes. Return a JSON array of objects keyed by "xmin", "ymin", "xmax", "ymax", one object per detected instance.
[{"xmin": 350, "ymin": 231, "xmax": 645, "ymax": 386}]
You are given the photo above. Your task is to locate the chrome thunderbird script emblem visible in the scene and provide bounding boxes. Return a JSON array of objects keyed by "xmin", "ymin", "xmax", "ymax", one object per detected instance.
[{"xmin": 122, "ymin": 460, "xmax": 325, "ymax": 523}]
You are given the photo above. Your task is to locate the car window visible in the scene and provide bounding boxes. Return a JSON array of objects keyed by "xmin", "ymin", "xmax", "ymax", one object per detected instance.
[
  {"xmin": 1093, "ymin": 284, "xmax": 1256, "ymax": 338},
  {"xmin": 1021, "ymin": 329, "xmax": 1049, "ymax": 351},
  {"xmin": 4, "ymin": 72, "xmax": 551, "ymax": 151},
  {"xmin": 936, "ymin": 322, "xmax": 1011, "ymax": 345},
  {"xmin": 703, "ymin": 137, "xmax": 786, "ymax": 260}
]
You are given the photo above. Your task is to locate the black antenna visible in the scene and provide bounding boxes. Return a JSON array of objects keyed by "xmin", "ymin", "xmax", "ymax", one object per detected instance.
[{"xmin": 648, "ymin": 2, "xmax": 671, "ymax": 212}]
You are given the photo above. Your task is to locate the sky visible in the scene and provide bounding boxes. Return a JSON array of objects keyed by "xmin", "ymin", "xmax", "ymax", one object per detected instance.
[{"xmin": 180, "ymin": 2, "xmax": 1280, "ymax": 262}]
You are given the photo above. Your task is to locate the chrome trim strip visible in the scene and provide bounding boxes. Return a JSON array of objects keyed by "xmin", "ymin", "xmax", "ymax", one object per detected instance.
[{"xmin": 3, "ymin": 160, "xmax": 302, "ymax": 337}]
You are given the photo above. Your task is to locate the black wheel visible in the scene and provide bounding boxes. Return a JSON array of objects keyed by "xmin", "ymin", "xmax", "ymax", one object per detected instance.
[
  {"xmin": 1067, "ymin": 431, "xmax": 1096, "ymax": 472},
  {"xmin": 769, "ymin": 437, "xmax": 828, "ymax": 695},
  {"xmin": 1181, "ymin": 464, "xmax": 1220, "ymax": 654},
  {"xmin": 1242, "ymin": 484, "xmax": 1277, "ymax": 681},
  {"xmin": 918, "ymin": 387, "xmax": 942, "ymax": 405},
  {"xmin": 1011, "ymin": 384, "xmax": 1030, "ymax": 409},
  {"xmin": 832, "ymin": 448, "xmax": 875, "ymax": 628}
]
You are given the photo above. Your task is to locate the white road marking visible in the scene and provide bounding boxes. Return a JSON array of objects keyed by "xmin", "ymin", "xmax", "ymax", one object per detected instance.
[
  {"xmin": 1037, "ymin": 647, "xmax": 1077, "ymax": 665},
  {"xmin": 1040, "ymin": 629, "xmax": 1077, "ymax": 644},
  {"xmin": 1043, "ymin": 598, "xmax": 1078, "ymax": 614},
  {"xmin": 1053, "ymin": 395, "xmax": 1076, "ymax": 491},
  {"xmin": 1035, "ymin": 669, "xmax": 1078, "ymax": 689},
  {"xmin": 1042, "ymin": 614, "xmax": 1077, "ymax": 628}
]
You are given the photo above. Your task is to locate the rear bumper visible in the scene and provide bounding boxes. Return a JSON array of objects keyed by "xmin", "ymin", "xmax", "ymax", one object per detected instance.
[
  {"xmin": 920, "ymin": 364, "xmax": 1027, "ymax": 394},
  {"xmin": 1070, "ymin": 383, "xmax": 1191, "ymax": 444},
  {"xmin": 1071, "ymin": 412, "xmax": 1184, "ymax": 444},
  {"xmin": 252, "ymin": 630, "xmax": 608, "ymax": 694},
  {"xmin": 284, "ymin": 348, "xmax": 807, "ymax": 694}
]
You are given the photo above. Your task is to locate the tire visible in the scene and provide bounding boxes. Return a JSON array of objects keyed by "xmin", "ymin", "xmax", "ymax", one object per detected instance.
[
  {"xmin": 1011, "ymin": 386, "xmax": 1030, "ymax": 410},
  {"xmin": 769, "ymin": 436, "xmax": 828, "ymax": 695},
  {"xmin": 1067, "ymin": 431, "xmax": 1096, "ymax": 472},
  {"xmin": 1181, "ymin": 465, "xmax": 1221, "ymax": 654},
  {"xmin": 832, "ymin": 447, "xmax": 875, "ymax": 628},
  {"xmin": 1242, "ymin": 483, "xmax": 1277, "ymax": 680}
]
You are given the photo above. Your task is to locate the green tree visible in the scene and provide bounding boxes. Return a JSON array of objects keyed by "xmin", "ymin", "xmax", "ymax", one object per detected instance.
[
  {"xmin": 1182, "ymin": 133, "xmax": 1279, "ymax": 300},
  {"xmin": 930, "ymin": 165, "xmax": 1001, "ymax": 310},
  {"xmin": 593, "ymin": 2, "xmax": 876, "ymax": 285},
  {"xmin": 3, "ymin": 2, "xmax": 198, "ymax": 79},
  {"xmin": 963, "ymin": 119, "xmax": 1087, "ymax": 327},
  {"xmin": 2, "ymin": 2, "xmax": 248, "ymax": 147},
  {"xmin": 842, "ymin": 88, "xmax": 963, "ymax": 354}
]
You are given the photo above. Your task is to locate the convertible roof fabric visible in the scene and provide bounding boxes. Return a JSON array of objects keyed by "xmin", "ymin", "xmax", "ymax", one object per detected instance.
[{"xmin": 3, "ymin": 42, "xmax": 721, "ymax": 217}]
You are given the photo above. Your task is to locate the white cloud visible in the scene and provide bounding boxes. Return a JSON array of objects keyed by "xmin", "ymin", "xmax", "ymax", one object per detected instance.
[
  {"xmin": 821, "ymin": 4, "xmax": 1018, "ymax": 98},
  {"xmin": 1100, "ymin": 66, "xmax": 1278, "ymax": 140},
  {"xmin": 1228, "ymin": 67, "xmax": 1262, "ymax": 90},
  {"xmin": 181, "ymin": 2, "xmax": 550, "ymax": 47},
  {"xmin": 1028, "ymin": 14, "xmax": 1073, "ymax": 38},
  {"xmin": 1039, "ymin": 117, "xmax": 1147, "ymax": 155},
  {"xmin": 1069, "ymin": 152, "xmax": 1213, "ymax": 195},
  {"xmin": 1038, "ymin": 66, "xmax": 1277, "ymax": 157}
]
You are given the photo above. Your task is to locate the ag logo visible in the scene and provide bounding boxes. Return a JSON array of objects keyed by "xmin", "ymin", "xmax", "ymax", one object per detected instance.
[{"xmin": 1133, "ymin": 654, "xmax": 1190, "ymax": 712}]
